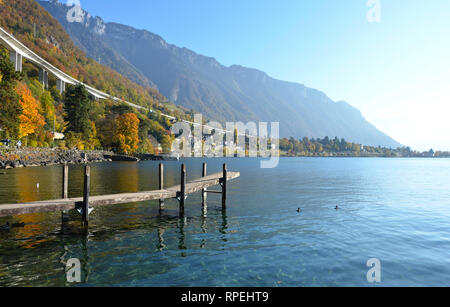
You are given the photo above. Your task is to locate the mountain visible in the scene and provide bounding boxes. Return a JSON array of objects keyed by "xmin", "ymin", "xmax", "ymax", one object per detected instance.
[{"xmin": 38, "ymin": 0, "xmax": 401, "ymax": 147}]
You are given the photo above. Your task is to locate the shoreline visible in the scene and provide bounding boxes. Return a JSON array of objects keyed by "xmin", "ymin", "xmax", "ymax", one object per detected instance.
[
  {"xmin": 0, "ymin": 147, "xmax": 180, "ymax": 169},
  {"xmin": 0, "ymin": 147, "xmax": 114, "ymax": 169},
  {"xmin": 1, "ymin": 146, "xmax": 448, "ymax": 170}
]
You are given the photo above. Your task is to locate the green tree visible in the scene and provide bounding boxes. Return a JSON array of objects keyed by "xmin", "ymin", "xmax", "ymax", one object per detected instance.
[
  {"xmin": 138, "ymin": 138, "xmax": 154, "ymax": 154},
  {"xmin": 63, "ymin": 84, "xmax": 92, "ymax": 138},
  {"xmin": 110, "ymin": 104, "xmax": 134, "ymax": 115},
  {"xmin": 148, "ymin": 120, "xmax": 166, "ymax": 143},
  {"xmin": 96, "ymin": 114, "xmax": 117, "ymax": 149},
  {"xmin": 0, "ymin": 47, "xmax": 23, "ymax": 138},
  {"xmin": 138, "ymin": 117, "xmax": 152, "ymax": 141},
  {"xmin": 40, "ymin": 90, "xmax": 55, "ymax": 128},
  {"xmin": 160, "ymin": 134, "xmax": 173, "ymax": 153}
]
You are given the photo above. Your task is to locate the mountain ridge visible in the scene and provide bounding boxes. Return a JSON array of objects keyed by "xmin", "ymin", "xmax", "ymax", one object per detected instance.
[{"xmin": 38, "ymin": 0, "xmax": 401, "ymax": 148}]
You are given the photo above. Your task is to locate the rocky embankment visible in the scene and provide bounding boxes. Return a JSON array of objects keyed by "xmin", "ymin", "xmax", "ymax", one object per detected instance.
[{"xmin": 0, "ymin": 147, "xmax": 114, "ymax": 169}]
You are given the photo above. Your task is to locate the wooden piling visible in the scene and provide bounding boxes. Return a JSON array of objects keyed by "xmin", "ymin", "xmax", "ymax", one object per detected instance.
[
  {"xmin": 62, "ymin": 163, "xmax": 69, "ymax": 199},
  {"xmin": 222, "ymin": 163, "xmax": 227, "ymax": 208},
  {"xmin": 61, "ymin": 164, "xmax": 69, "ymax": 223},
  {"xmin": 82, "ymin": 165, "xmax": 90, "ymax": 226},
  {"xmin": 180, "ymin": 164, "xmax": 186, "ymax": 216},
  {"xmin": 0, "ymin": 170, "xmax": 240, "ymax": 219},
  {"xmin": 159, "ymin": 163, "xmax": 164, "ymax": 209},
  {"xmin": 202, "ymin": 162, "xmax": 207, "ymax": 205}
]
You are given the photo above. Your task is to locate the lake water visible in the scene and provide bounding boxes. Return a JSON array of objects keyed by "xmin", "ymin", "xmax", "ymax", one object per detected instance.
[{"xmin": 0, "ymin": 158, "xmax": 450, "ymax": 286}]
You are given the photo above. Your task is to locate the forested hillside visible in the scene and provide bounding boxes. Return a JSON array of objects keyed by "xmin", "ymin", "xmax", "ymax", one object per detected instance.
[
  {"xmin": 0, "ymin": 0, "xmax": 182, "ymax": 112},
  {"xmin": 0, "ymin": 0, "xmax": 185, "ymax": 154}
]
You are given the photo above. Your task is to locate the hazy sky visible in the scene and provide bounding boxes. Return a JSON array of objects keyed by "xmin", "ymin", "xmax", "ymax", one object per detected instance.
[{"xmin": 62, "ymin": 0, "xmax": 450, "ymax": 151}]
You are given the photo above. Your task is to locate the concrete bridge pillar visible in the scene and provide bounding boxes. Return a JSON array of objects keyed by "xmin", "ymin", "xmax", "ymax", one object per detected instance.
[
  {"xmin": 56, "ymin": 79, "xmax": 66, "ymax": 95},
  {"xmin": 39, "ymin": 69, "xmax": 48, "ymax": 89},
  {"xmin": 9, "ymin": 51, "xmax": 22, "ymax": 72}
]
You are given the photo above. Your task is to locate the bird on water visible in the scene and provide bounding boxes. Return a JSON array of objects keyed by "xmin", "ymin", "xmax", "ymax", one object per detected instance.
[
  {"xmin": 335, "ymin": 206, "xmax": 339, "ymax": 210},
  {"xmin": 297, "ymin": 208, "xmax": 302, "ymax": 213}
]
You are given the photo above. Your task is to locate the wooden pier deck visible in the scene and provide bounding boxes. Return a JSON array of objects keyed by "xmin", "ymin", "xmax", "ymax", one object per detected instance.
[{"xmin": 0, "ymin": 164, "xmax": 239, "ymax": 218}]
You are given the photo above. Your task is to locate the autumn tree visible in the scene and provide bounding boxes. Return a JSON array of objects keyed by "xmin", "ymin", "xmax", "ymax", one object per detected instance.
[
  {"xmin": 16, "ymin": 82, "xmax": 45, "ymax": 139},
  {"xmin": 0, "ymin": 47, "xmax": 23, "ymax": 138},
  {"xmin": 113, "ymin": 113, "xmax": 140, "ymax": 154}
]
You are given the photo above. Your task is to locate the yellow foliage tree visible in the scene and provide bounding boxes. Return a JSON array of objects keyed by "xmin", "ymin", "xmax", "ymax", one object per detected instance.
[
  {"xmin": 138, "ymin": 138, "xmax": 154, "ymax": 154},
  {"xmin": 85, "ymin": 120, "xmax": 100, "ymax": 150},
  {"xmin": 16, "ymin": 83, "xmax": 45, "ymax": 139},
  {"xmin": 113, "ymin": 113, "xmax": 140, "ymax": 154}
]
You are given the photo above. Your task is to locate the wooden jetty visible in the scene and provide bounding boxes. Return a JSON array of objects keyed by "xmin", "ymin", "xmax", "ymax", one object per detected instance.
[{"xmin": 0, "ymin": 163, "xmax": 239, "ymax": 226}]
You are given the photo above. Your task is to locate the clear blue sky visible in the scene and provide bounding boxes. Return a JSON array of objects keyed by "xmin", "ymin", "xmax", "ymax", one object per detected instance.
[{"xmin": 64, "ymin": 0, "xmax": 450, "ymax": 150}]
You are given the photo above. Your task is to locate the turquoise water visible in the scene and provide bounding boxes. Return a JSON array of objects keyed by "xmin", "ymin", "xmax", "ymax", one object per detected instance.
[{"xmin": 1, "ymin": 158, "xmax": 450, "ymax": 286}]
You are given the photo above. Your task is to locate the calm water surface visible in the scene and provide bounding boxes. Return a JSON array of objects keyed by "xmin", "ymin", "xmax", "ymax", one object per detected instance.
[{"xmin": 0, "ymin": 158, "xmax": 450, "ymax": 286}]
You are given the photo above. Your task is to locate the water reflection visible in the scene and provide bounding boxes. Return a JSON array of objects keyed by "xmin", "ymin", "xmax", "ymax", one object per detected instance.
[
  {"xmin": 114, "ymin": 163, "xmax": 139, "ymax": 193},
  {"xmin": 0, "ymin": 194, "xmax": 231, "ymax": 286},
  {"xmin": 80, "ymin": 232, "xmax": 91, "ymax": 284},
  {"xmin": 200, "ymin": 211, "xmax": 207, "ymax": 249},
  {"xmin": 178, "ymin": 217, "xmax": 187, "ymax": 255},
  {"xmin": 221, "ymin": 209, "xmax": 228, "ymax": 234},
  {"xmin": 157, "ymin": 227, "xmax": 166, "ymax": 251},
  {"xmin": 0, "ymin": 165, "xmax": 62, "ymax": 204},
  {"xmin": 57, "ymin": 228, "xmax": 91, "ymax": 285},
  {"xmin": 0, "ymin": 162, "xmax": 159, "ymax": 206}
]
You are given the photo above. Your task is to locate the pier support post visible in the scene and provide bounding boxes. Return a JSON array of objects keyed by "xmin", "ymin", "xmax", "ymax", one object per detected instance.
[
  {"xmin": 82, "ymin": 165, "xmax": 90, "ymax": 226},
  {"xmin": 10, "ymin": 51, "xmax": 22, "ymax": 72},
  {"xmin": 56, "ymin": 79, "xmax": 66, "ymax": 95},
  {"xmin": 179, "ymin": 164, "xmax": 186, "ymax": 216},
  {"xmin": 202, "ymin": 163, "xmax": 207, "ymax": 206},
  {"xmin": 159, "ymin": 163, "xmax": 164, "ymax": 210},
  {"xmin": 222, "ymin": 163, "xmax": 227, "ymax": 208},
  {"xmin": 61, "ymin": 163, "xmax": 69, "ymax": 223},
  {"xmin": 39, "ymin": 68, "xmax": 48, "ymax": 89},
  {"xmin": 62, "ymin": 163, "xmax": 69, "ymax": 199}
]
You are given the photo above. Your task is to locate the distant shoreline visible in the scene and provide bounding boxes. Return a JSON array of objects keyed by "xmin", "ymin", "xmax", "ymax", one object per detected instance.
[
  {"xmin": 280, "ymin": 155, "xmax": 450, "ymax": 159},
  {"xmin": 279, "ymin": 154, "xmax": 449, "ymax": 158},
  {"xmin": 1, "ymin": 146, "xmax": 448, "ymax": 170}
]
